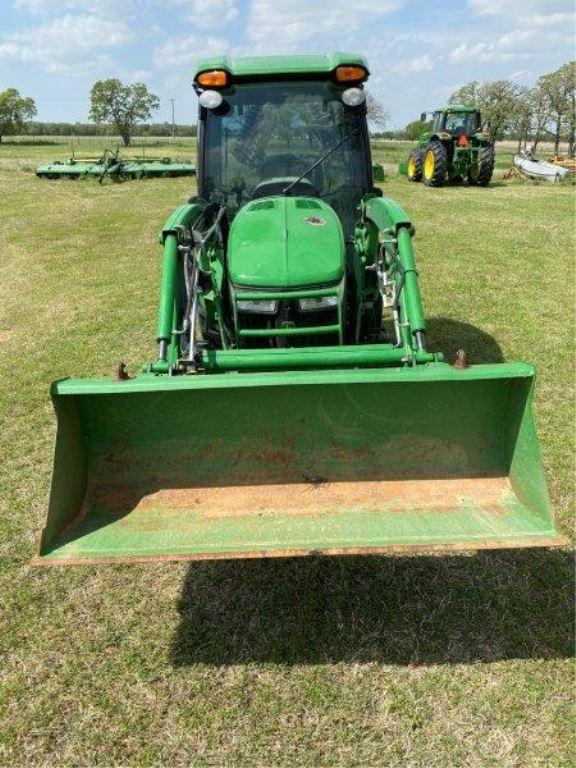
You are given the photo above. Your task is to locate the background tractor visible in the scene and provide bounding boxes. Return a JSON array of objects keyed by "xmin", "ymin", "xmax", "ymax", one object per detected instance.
[
  {"xmin": 407, "ymin": 106, "xmax": 495, "ymax": 186},
  {"xmin": 35, "ymin": 54, "xmax": 565, "ymax": 565}
]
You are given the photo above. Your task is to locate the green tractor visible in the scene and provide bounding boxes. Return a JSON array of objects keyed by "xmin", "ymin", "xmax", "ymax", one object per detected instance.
[
  {"xmin": 407, "ymin": 106, "xmax": 495, "ymax": 187},
  {"xmin": 35, "ymin": 54, "xmax": 565, "ymax": 565}
]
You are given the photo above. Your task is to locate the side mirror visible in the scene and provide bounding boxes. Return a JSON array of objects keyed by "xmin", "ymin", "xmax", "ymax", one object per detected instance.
[
  {"xmin": 420, "ymin": 112, "xmax": 427, "ymax": 122},
  {"xmin": 372, "ymin": 163, "xmax": 385, "ymax": 183}
]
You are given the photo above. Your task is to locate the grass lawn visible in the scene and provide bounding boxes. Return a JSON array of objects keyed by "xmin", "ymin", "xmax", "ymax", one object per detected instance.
[{"xmin": 0, "ymin": 140, "xmax": 574, "ymax": 767}]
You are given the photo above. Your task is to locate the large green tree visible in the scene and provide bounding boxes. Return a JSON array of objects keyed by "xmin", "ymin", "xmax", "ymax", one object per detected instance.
[
  {"xmin": 449, "ymin": 80, "xmax": 521, "ymax": 140},
  {"xmin": 89, "ymin": 79, "xmax": 160, "ymax": 146},
  {"xmin": 0, "ymin": 88, "xmax": 37, "ymax": 142},
  {"xmin": 403, "ymin": 118, "xmax": 432, "ymax": 141},
  {"xmin": 539, "ymin": 62, "xmax": 576, "ymax": 155}
]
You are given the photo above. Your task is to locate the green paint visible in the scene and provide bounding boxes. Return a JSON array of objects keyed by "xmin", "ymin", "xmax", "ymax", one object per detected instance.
[
  {"xmin": 228, "ymin": 197, "xmax": 345, "ymax": 288},
  {"xmin": 156, "ymin": 234, "xmax": 179, "ymax": 347},
  {"xmin": 39, "ymin": 364, "xmax": 564, "ymax": 562},
  {"xmin": 194, "ymin": 52, "xmax": 369, "ymax": 81},
  {"xmin": 238, "ymin": 324, "xmax": 340, "ymax": 338},
  {"xmin": 36, "ymin": 156, "xmax": 196, "ymax": 180}
]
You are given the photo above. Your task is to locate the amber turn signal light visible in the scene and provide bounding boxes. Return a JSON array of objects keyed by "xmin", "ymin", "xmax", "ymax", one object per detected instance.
[
  {"xmin": 197, "ymin": 70, "xmax": 229, "ymax": 88},
  {"xmin": 335, "ymin": 65, "xmax": 368, "ymax": 83}
]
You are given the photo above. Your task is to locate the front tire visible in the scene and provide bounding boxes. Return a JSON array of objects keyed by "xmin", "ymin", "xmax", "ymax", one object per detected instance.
[
  {"xmin": 468, "ymin": 144, "xmax": 495, "ymax": 186},
  {"xmin": 422, "ymin": 141, "xmax": 447, "ymax": 186},
  {"xmin": 407, "ymin": 150, "xmax": 423, "ymax": 181}
]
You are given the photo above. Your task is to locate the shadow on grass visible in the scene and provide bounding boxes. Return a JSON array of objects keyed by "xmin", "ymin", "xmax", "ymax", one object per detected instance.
[
  {"xmin": 170, "ymin": 321, "xmax": 571, "ymax": 666},
  {"xmin": 425, "ymin": 317, "xmax": 504, "ymax": 364},
  {"xmin": 171, "ymin": 549, "xmax": 574, "ymax": 666}
]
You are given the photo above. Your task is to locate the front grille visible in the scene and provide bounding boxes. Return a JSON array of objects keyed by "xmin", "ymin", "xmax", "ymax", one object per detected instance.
[{"xmin": 239, "ymin": 299, "xmax": 339, "ymax": 347}]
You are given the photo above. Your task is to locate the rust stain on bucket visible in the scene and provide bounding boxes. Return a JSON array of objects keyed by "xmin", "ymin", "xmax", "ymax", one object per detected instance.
[{"xmin": 90, "ymin": 476, "xmax": 515, "ymax": 522}]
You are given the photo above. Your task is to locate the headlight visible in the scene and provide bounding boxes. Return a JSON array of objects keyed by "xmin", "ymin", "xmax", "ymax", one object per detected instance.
[
  {"xmin": 298, "ymin": 296, "xmax": 339, "ymax": 312},
  {"xmin": 237, "ymin": 299, "xmax": 278, "ymax": 314},
  {"xmin": 198, "ymin": 90, "xmax": 224, "ymax": 110},
  {"xmin": 341, "ymin": 87, "xmax": 366, "ymax": 107}
]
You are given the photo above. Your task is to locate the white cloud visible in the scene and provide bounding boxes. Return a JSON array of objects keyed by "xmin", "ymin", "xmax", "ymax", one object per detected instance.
[
  {"xmin": 0, "ymin": 14, "xmax": 132, "ymax": 73},
  {"xmin": 14, "ymin": 0, "xmax": 128, "ymax": 15},
  {"xmin": 246, "ymin": 0, "xmax": 406, "ymax": 47},
  {"xmin": 153, "ymin": 33, "xmax": 229, "ymax": 69},
  {"xmin": 179, "ymin": 0, "xmax": 238, "ymax": 27},
  {"xmin": 528, "ymin": 12, "xmax": 575, "ymax": 26},
  {"xmin": 389, "ymin": 54, "xmax": 434, "ymax": 75},
  {"xmin": 509, "ymin": 69, "xmax": 534, "ymax": 80},
  {"xmin": 130, "ymin": 69, "xmax": 152, "ymax": 82},
  {"xmin": 448, "ymin": 42, "xmax": 517, "ymax": 64},
  {"xmin": 468, "ymin": 0, "xmax": 571, "ymax": 16},
  {"xmin": 447, "ymin": 25, "xmax": 552, "ymax": 65}
]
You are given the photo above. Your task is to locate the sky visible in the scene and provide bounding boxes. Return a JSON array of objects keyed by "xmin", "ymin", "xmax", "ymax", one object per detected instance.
[{"xmin": 0, "ymin": 0, "xmax": 574, "ymax": 129}]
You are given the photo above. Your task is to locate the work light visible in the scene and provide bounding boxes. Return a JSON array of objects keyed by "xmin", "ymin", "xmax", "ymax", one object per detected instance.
[
  {"xmin": 237, "ymin": 299, "xmax": 278, "ymax": 314},
  {"xmin": 298, "ymin": 296, "xmax": 339, "ymax": 312}
]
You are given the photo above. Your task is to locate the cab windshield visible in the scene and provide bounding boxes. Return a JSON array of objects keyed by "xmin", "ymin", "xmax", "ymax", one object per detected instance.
[
  {"xmin": 443, "ymin": 111, "xmax": 480, "ymax": 135},
  {"xmin": 200, "ymin": 80, "xmax": 370, "ymax": 232}
]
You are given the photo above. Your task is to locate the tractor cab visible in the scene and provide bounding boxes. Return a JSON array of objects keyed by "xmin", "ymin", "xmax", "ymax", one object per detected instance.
[
  {"xmin": 194, "ymin": 55, "xmax": 375, "ymax": 346},
  {"xmin": 196, "ymin": 61, "xmax": 373, "ymax": 239},
  {"xmin": 431, "ymin": 106, "xmax": 481, "ymax": 137}
]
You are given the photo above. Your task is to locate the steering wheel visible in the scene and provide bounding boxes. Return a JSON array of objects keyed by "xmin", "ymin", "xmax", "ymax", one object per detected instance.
[{"xmin": 252, "ymin": 176, "xmax": 319, "ymax": 199}]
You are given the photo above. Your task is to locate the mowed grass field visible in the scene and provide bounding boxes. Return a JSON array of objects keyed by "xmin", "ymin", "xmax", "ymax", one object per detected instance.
[{"xmin": 0, "ymin": 139, "xmax": 574, "ymax": 767}]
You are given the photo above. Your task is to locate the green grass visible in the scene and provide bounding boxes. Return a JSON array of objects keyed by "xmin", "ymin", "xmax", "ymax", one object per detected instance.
[{"xmin": 0, "ymin": 140, "xmax": 574, "ymax": 767}]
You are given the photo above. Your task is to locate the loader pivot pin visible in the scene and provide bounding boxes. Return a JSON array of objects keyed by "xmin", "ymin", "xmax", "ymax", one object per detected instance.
[
  {"xmin": 453, "ymin": 349, "xmax": 469, "ymax": 369},
  {"xmin": 116, "ymin": 362, "xmax": 130, "ymax": 380}
]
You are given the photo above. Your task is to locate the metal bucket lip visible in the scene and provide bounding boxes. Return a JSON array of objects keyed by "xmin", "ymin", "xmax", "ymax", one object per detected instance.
[
  {"xmin": 32, "ymin": 535, "xmax": 570, "ymax": 567},
  {"xmin": 51, "ymin": 361, "xmax": 536, "ymax": 397}
]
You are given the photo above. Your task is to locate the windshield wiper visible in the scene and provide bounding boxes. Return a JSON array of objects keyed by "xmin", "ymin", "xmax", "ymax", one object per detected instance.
[{"xmin": 282, "ymin": 128, "xmax": 360, "ymax": 196}]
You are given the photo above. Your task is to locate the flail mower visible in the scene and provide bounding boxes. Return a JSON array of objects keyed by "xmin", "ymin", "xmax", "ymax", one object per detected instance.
[{"xmin": 35, "ymin": 54, "xmax": 566, "ymax": 565}]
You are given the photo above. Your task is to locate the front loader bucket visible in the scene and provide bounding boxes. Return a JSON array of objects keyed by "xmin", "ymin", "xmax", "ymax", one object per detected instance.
[{"xmin": 35, "ymin": 363, "xmax": 567, "ymax": 565}]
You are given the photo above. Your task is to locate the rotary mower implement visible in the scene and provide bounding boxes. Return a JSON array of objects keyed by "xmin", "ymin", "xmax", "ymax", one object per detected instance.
[
  {"xmin": 36, "ymin": 148, "xmax": 196, "ymax": 181},
  {"xmin": 34, "ymin": 54, "xmax": 566, "ymax": 565}
]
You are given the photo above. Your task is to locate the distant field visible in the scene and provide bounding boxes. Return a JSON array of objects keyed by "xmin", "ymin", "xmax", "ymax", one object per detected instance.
[
  {"xmin": 0, "ymin": 139, "xmax": 574, "ymax": 767},
  {"xmin": 0, "ymin": 135, "xmax": 551, "ymax": 171}
]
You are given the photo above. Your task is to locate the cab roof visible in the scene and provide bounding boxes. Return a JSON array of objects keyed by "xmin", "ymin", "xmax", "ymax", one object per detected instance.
[
  {"xmin": 193, "ymin": 52, "xmax": 369, "ymax": 81},
  {"xmin": 439, "ymin": 104, "xmax": 479, "ymax": 113}
]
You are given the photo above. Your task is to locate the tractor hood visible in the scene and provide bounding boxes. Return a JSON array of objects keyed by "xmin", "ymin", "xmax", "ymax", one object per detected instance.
[{"xmin": 228, "ymin": 197, "xmax": 345, "ymax": 289}]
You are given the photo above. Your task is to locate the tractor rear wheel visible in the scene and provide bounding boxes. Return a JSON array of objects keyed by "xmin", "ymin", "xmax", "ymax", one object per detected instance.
[
  {"xmin": 468, "ymin": 144, "xmax": 495, "ymax": 186},
  {"xmin": 422, "ymin": 141, "xmax": 447, "ymax": 186},
  {"xmin": 407, "ymin": 150, "xmax": 423, "ymax": 182}
]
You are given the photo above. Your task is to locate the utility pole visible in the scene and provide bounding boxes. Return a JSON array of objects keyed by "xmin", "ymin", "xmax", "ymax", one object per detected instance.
[{"xmin": 171, "ymin": 98, "xmax": 176, "ymax": 141}]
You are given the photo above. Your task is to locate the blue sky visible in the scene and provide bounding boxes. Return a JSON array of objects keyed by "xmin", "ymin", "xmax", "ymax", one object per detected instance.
[{"xmin": 0, "ymin": 0, "xmax": 574, "ymax": 128}]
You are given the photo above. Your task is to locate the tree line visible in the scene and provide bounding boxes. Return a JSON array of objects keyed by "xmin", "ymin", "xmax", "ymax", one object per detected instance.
[
  {"xmin": 18, "ymin": 121, "xmax": 197, "ymax": 138},
  {"xmin": 1, "ymin": 62, "xmax": 574, "ymax": 153}
]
